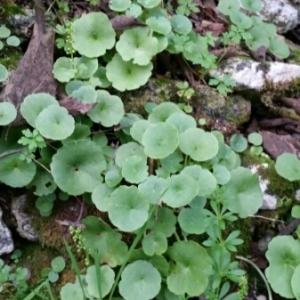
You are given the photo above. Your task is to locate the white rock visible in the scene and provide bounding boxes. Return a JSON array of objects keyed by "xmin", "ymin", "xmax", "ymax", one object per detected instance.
[
  {"xmin": 295, "ymin": 189, "xmax": 300, "ymax": 201},
  {"xmin": 209, "ymin": 58, "xmax": 300, "ymax": 91},
  {"xmin": 257, "ymin": 0, "xmax": 299, "ymax": 33},
  {"xmin": 256, "ymin": 295, "xmax": 267, "ymax": 300}
]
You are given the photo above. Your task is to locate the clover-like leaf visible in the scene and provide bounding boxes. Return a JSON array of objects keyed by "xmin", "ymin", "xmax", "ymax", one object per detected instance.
[
  {"xmin": 275, "ymin": 153, "xmax": 300, "ymax": 181},
  {"xmin": 179, "ymin": 128, "xmax": 219, "ymax": 162},
  {"xmin": 53, "ymin": 57, "xmax": 76, "ymax": 82},
  {"xmin": 107, "ymin": 186, "xmax": 149, "ymax": 232},
  {"xmin": 222, "ymin": 167, "xmax": 263, "ymax": 218},
  {"xmin": 167, "ymin": 241, "xmax": 211, "ymax": 296},
  {"xmin": 163, "ymin": 174, "xmax": 198, "ymax": 208},
  {"xmin": 51, "ymin": 140, "xmax": 106, "ymax": 195},
  {"xmin": 142, "ymin": 231, "xmax": 168, "ymax": 256},
  {"xmin": 122, "ymin": 155, "xmax": 148, "ymax": 184},
  {"xmin": 165, "ymin": 112, "xmax": 196, "ymax": 134},
  {"xmin": 72, "ymin": 12, "xmax": 116, "ymax": 58},
  {"xmin": 106, "ymin": 53, "xmax": 153, "ymax": 91},
  {"xmin": 142, "ymin": 122, "xmax": 179, "ymax": 159},
  {"xmin": 266, "ymin": 236, "xmax": 300, "ymax": 299},
  {"xmin": 0, "ymin": 154, "xmax": 36, "ymax": 187},
  {"xmin": 138, "ymin": 175, "xmax": 166, "ymax": 204},
  {"xmin": 116, "ymin": 27, "xmax": 158, "ymax": 66},
  {"xmin": 20, "ymin": 93, "xmax": 59, "ymax": 127},
  {"xmin": 0, "ymin": 102, "xmax": 17, "ymax": 125},
  {"xmin": 170, "ymin": 15, "xmax": 192, "ymax": 35},
  {"xmin": 88, "ymin": 90, "xmax": 124, "ymax": 126},
  {"xmin": 119, "ymin": 260, "xmax": 161, "ymax": 300},
  {"xmin": 0, "ymin": 64, "xmax": 8, "ymax": 82},
  {"xmin": 146, "ymin": 16, "xmax": 172, "ymax": 35},
  {"xmin": 74, "ymin": 56, "xmax": 98, "ymax": 79},
  {"xmin": 86, "ymin": 265, "xmax": 115, "ymax": 298},
  {"xmin": 35, "ymin": 105, "xmax": 75, "ymax": 140},
  {"xmin": 148, "ymin": 102, "xmax": 183, "ymax": 123},
  {"xmin": 115, "ymin": 142, "xmax": 147, "ymax": 168}
]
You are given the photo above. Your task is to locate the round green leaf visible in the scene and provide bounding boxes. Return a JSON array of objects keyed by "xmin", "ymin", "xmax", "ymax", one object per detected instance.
[
  {"xmin": 116, "ymin": 27, "xmax": 158, "ymax": 66},
  {"xmin": 92, "ymin": 183, "xmax": 114, "ymax": 212},
  {"xmin": 62, "ymin": 123, "xmax": 91, "ymax": 145},
  {"xmin": 71, "ymin": 86, "xmax": 97, "ymax": 103},
  {"xmin": 292, "ymin": 205, "xmax": 300, "ymax": 219},
  {"xmin": 142, "ymin": 231, "xmax": 168, "ymax": 256},
  {"xmin": 106, "ymin": 53, "xmax": 153, "ymax": 91},
  {"xmin": 291, "ymin": 264, "xmax": 300, "ymax": 299},
  {"xmin": 137, "ymin": 0, "xmax": 161, "ymax": 8},
  {"xmin": 229, "ymin": 10, "xmax": 252, "ymax": 29},
  {"xmin": 165, "ymin": 113, "xmax": 196, "ymax": 133},
  {"xmin": 269, "ymin": 37, "xmax": 290, "ymax": 59},
  {"xmin": 130, "ymin": 120, "xmax": 152, "ymax": 143},
  {"xmin": 74, "ymin": 56, "xmax": 98, "ymax": 79},
  {"xmin": 178, "ymin": 207, "xmax": 208, "ymax": 234},
  {"xmin": 53, "ymin": 57, "xmax": 76, "ymax": 82},
  {"xmin": 109, "ymin": 0, "xmax": 132, "ymax": 11},
  {"xmin": 115, "ymin": 142, "xmax": 147, "ymax": 168},
  {"xmin": 119, "ymin": 260, "xmax": 161, "ymax": 300},
  {"xmin": 266, "ymin": 236, "xmax": 300, "ymax": 299},
  {"xmin": 217, "ymin": 0, "xmax": 240, "ymax": 15},
  {"xmin": 249, "ymin": 145, "xmax": 263, "ymax": 156},
  {"xmin": 51, "ymin": 256, "xmax": 65, "ymax": 273},
  {"xmin": 167, "ymin": 241, "xmax": 211, "ymax": 296},
  {"xmin": 65, "ymin": 80, "xmax": 86, "ymax": 95},
  {"xmin": 170, "ymin": 15, "xmax": 192, "ymax": 35},
  {"xmin": 29, "ymin": 167, "xmax": 57, "ymax": 196},
  {"xmin": 160, "ymin": 151, "xmax": 184, "ymax": 174},
  {"xmin": 213, "ymin": 164, "xmax": 231, "ymax": 185},
  {"xmin": 35, "ymin": 105, "xmax": 75, "ymax": 140},
  {"xmin": 0, "ymin": 64, "xmax": 8, "ymax": 82},
  {"xmin": 60, "ymin": 282, "xmax": 84, "ymax": 300},
  {"xmin": 241, "ymin": 0, "xmax": 261, "ymax": 11},
  {"xmin": 86, "ymin": 265, "xmax": 115, "ymax": 298},
  {"xmin": 148, "ymin": 102, "xmax": 183, "ymax": 123},
  {"xmin": 248, "ymin": 132, "xmax": 263, "ymax": 146},
  {"xmin": 6, "ymin": 36, "xmax": 20, "ymax": 47},
  {"xmin": 89, "ymin": 66, "xmax": 111, "ymax": 88},
  {"xmin": 105, "ymin": 165, "xmax": 122, "ymax": 188},
  {"xmin": 122, "ymin": 155, "xmax": 148, "ymax": 184},
  {"xmin": 230, "ymin": 134, "xmax": 248, "ymax": 153},
  {"xmin": 48, "ymin": 271, "xmax": 59, "ymax": 283},
  {"xmin": 146, "ymin": 16, "xmax": 172, "ymax": 35},
  {"xmin": 0, "ymin": 153, "xmax": 36, "ymax": 187},
  {"xmin": 20, "ymin": 93, "xmax": 59, "ymax": 127},
  {"xmin": 142, "ymin": 122, "xmax": 178, "ymax": 159},
  {"xmin": 51, "ymin": 140, "xmax": 106, "ymax": 195},
  {"xmin": 245, "ymin": 27, "xmax": 269, "ymax": 50},
  {"xmin": 0, "ymin": 41, "xmax": 3, "ymax": 50},
  {"xmin": 0, "ymin": 25, "xmax": 10, "ymax": 38},
  {"xmin": 275, "ymin": 153, "xmax": 300, "ymax": 181},
  {"xmin": 108, "ymin": 186, "xmax": 149, "ymax": 232},
  {"xmin": 163, "ymin": 174, "xmax": 198, "ymax": 208},
  {"xmin": 72, "ymin": 12, "xmax": 116, "ymax": 58},
  {"xmin": 36, "ymin": 195, "xmax": 54, "ymax": 217},
  {"xmin": 138, "ymin": 175, "xmax": 166, "ymax": 204},
  {"xmin": 0, "ymin": 102, "xmax": 17, "ymax": 125},
  {"xmin": 88, "ymin": 90, "xmax": 124, "ymax": 126},
  {"xmin": 148, "ymin": 207, "xmax": 176, "ymax": 237},
  {"xmin": 179, "ymin": 128, "xmax": 219, "ymax": 162},
  {"xmin": 222, "ymin": 167, "xmax": 263, "ymax": 218}
]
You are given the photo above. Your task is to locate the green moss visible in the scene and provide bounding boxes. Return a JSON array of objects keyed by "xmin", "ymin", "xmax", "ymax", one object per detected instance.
[{"xmin": 0, "ymin": 47, "xmax": 21, "ymax": 70}]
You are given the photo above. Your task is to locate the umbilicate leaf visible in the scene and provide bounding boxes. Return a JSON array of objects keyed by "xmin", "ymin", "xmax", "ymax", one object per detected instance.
[
  {"xmin": 0, "ymin": 102, "xmax": 17, "ymax": 125},
  {"xmin": 275, "ymin": 153, "xmax": 300, "ymax": 181}
]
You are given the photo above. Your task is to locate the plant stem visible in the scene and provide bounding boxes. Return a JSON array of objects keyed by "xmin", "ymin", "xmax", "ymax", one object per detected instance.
[{"xmin": 236, "ymin": 255, "xmax": 273, "ymax": 300}]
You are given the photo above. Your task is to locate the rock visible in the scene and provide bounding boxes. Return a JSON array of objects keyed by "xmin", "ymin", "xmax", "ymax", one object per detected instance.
[
  {"xmin": 295, "ymin": 189, "xmax": 300, "ymax": 201},
  {"xmin": 11, "ymin": 195, "xmax": 39, "ymax": 242},
  {"xmin": 256, "ymin": 0, "xmax": 299, "ymax": 33},
  {"xmin": 123, "ymin": 79, "xmax": 251, "ymax": 132},
  {"xmin": 250, "ymin": 164, "xmax": 278, "ymax": 210},
  {"xmin": 209, "ymin": 58, "xmax": 300, "ymax": 91},
  {"xmin": 0, "ymin": 206, "xmax": 14, "ymax": 256}
]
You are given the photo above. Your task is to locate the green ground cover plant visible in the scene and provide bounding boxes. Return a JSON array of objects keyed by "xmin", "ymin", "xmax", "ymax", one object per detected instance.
[{"xmin": 0, "ymin": 0, "xmax": 298, "ymax": 299}]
